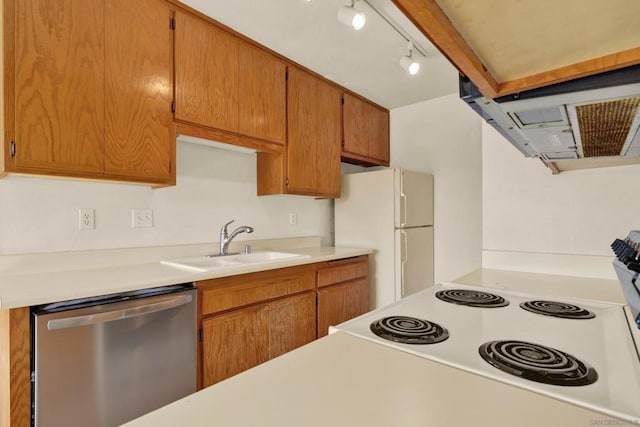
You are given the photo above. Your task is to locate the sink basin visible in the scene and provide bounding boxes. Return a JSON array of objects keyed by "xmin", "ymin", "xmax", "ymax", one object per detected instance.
[
  {"xmin": 230, "ymin": 251, "xmax": 308, "ymax": 263},
  {"xmin": 161, "ymin": 251, "xmax": 310, "ymax": 272}
]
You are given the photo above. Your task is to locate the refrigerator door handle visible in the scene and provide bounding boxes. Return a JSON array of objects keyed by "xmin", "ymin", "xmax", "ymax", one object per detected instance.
[
  {"xmin": 400, "ymin": 191, "xmax": 407, "ymax": 228},
  {"xmin": 400, "ymin": 229, "xmax": 408, "ymax": 297}
]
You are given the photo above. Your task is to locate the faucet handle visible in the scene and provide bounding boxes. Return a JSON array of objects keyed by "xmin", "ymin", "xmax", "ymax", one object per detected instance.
[{"xmin": 221, "ymin": 219, "xmax": 235, "ymax": 236}]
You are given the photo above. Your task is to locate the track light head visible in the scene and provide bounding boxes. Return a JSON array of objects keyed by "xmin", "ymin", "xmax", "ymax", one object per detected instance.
[
  {"xmin": 399, "ymin": 41, "xmax": 420, "ymax": 75},
  {"xmin": 399, "ymin": 55, "xmax": 420, "ymax": 75},
  {"xmin": 337, "ymin": 1, "xmax": 366, "ymax": 31}
]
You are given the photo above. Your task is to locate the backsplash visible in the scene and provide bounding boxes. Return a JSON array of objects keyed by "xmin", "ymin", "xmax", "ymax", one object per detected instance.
[{"xmin": 0, "ymin": 142, "xmax": 332, "ymax": 255}]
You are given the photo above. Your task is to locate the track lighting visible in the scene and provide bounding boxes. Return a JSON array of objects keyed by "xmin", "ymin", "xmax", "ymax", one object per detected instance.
[
  {"xmin": 337, "ymin": 0, "xmax": 366, "ymax": 31},
  {"xmin": 399, "ymin": 41, "xmax": 420, "ymax": 75}
]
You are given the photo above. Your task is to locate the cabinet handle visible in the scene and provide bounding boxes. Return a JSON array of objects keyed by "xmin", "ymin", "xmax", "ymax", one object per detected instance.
[{"xmin": 10, "ymin": 141, "xmax": 16, "ymax": 157}]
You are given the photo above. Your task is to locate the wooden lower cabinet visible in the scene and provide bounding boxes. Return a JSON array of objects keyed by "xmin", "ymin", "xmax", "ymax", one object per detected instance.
[
  {"xmin": 198, "ymin": 255, "xmax": 370, "ymax": 387},
  {"xmin": 317, "ymin": 278, "xmax": 369, "ymax": 338},
  {"xmin": 201, "ymin": 292, "xmax": 316, "ymax": 387},
  {"xmin": 0, "ymin": 308, "xmax": 31, "ymax": 427},
  {"xmin": 316, "ymin": 255, "xmax": 370, "ymax": 337}
]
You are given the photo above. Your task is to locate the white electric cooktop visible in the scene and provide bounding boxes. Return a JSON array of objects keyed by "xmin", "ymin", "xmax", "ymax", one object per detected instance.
[{"xmin": 331, "ymin": 282, "xmax": 640, "ymax": 425}]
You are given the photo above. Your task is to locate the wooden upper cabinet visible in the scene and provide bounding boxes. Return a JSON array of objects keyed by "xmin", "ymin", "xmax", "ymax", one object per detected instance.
[
  {"xmin": 286, "ymin": 67, "xmax": 341, "ymax": 197},
  {"xmin": 342, "ymin": 93, "xmax": 390, "ymax": 166},
  {"xmin": 12, "ymin": 0, "xmax": 105, "ymax": 174},
  {"xmin": 173, "ymin": 11, "xmax": 286, "ymax": 147},
  {"xmin": 174, "ymin": 10, "xmax": 239, "ymax": 133},
  {"xmin": 104, "ymin": 0, "xmax": 174, "ymax": 181},
  {"xmin": 238, "ymin": 44, "xmax": 287, "ymax": 145},
  {"xmin": 7, "ymin": 0, "xmax": 174, "ymax": 185}
]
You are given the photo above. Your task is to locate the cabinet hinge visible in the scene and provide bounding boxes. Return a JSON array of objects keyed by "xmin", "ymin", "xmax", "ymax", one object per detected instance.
[
  {"xmin": 285, "ymin": 70, "xmax": 288, "ymax": 81},
  {"xmin": 9, "ymin": 140, "xmax": 16, "ymax": 157},
  {"xmin": 168, "ymin": 161, "xmax": 172, "ymax": 173},
  {"xmin": 198, "ymin": 328, "xmax": 203, "ymax": 342},
  {"xmin": 169, "ymin": 16, "xmax": 176, "ymax": 30},
  {"xmin": 171, "ymin": 101, "xmax": 176, "ymax": 113},
  {"xmin": 341, "ymin": 95, "xmax": 344, "ymax": 105},
  {"xmin": 315, "ymin": 293, "xmax": 319, "ymax": 306},
  {"xmin": 285, "ymin": 177, "xmax": 289, "ymax": 186}
]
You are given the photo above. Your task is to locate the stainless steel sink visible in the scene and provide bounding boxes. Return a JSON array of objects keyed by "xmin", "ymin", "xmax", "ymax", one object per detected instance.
[{"xmin": 161, "ymin": 251, "xmax": 310, "ymax": 272}]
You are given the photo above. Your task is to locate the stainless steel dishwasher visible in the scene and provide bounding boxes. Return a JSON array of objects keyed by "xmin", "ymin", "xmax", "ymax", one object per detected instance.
[{"xmin": 32, "ymin": 283, "xmax": 197, "ymax": 427}]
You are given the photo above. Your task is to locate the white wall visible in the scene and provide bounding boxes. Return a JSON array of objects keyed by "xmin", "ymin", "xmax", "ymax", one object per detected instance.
[
  {"xmin": 482, "ymin": 122, "xmax": 640, "ymax": 278},
  {"xmin": 0, "ymin": 142, "xmax": 332, "ymax": 255},
  {"xmin": 391, "ymin": 93, "xmax": 483, "ymax": 283}
]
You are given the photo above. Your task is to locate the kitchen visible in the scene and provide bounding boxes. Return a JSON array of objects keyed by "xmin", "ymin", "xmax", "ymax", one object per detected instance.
[{"xmin": 2, "ymin": 0, "xmax": 640, "ymax": 426}]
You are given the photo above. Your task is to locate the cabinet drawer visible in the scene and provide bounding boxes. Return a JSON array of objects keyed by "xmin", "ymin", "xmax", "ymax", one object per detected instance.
[
  {"xmin": 200, "ymin": 270, "xmax": 316, "ymax": 315},
  {"xmin": 318, "ymin": 258, "xmax": 368, "ymax": 288}
]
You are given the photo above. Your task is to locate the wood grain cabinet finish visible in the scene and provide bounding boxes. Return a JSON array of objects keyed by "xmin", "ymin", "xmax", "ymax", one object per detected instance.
[
  {"xmin": 173, "ymin": 11, "xmax": 286, "ymax": 146},
  {"xmin": 198, "ymin": 265, "xmax": 317, "ymax": 387},
  {"xmin": 198, "ymin": 257, "xmax": 369, "ymax": 386},
  {"xmin": 104, "ymin": 0, "xmax": 174, "ymax": 181},
  {"xmin": 317, "ymin": 256, "xmax": 370, "ymax": 337},
  {"xmin": 0, "ymin": 308, "xmax": 30, "ymax": 427},
  {"xmin": 238, "ymin": 43, "xmax": 287, "ymax": 145},
  {"xmin": 257, "ymin": 67, "xmax": 342, "ymax": 198},
  {"xmin": 201, "ymin": 292, "xmax": 316, "ymax": 387},
  {"xmin": 342, "ymin": 93, "xmax": 390, "ymax": 166},
  {"xmin": 11, "ymin": 0, "xmax": 105, "ymax": 175},
  {"xmin": 5, "ymin": 0, "xmax": 175, "ymax": 185},
  {"xmin": 287, "ymin": 67, "xmax": 342, "ymax": 196},
  {"xmin": 174, "ymin": 10, "xmax": 240, "ymax": 133}
]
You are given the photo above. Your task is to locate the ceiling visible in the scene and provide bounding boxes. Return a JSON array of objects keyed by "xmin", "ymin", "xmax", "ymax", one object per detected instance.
[
  {"xmin": 391, "ymin": 0, "xmax": 640, "ymax": 98},
  {"xmin": 179, "ymin": 0, "xmax": 459, "ymax": 109}
]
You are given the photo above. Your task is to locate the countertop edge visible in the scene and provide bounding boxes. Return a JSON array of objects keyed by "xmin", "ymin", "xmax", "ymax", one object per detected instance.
[{"xmin": 0, "ymin": 246, "xmax": 373, "ymax": 310}]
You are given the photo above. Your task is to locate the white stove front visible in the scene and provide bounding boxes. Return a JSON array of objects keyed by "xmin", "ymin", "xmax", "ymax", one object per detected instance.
[{"xmin": 330, "ymin": 282, "xmax": 640, "ymax": 425}]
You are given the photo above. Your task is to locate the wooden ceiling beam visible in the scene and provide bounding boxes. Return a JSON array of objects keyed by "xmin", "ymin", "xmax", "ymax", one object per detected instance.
[
  {"xmin": 391, "ymin": 0, "xmax": 499, "ymax": 98},
  {"xmin": 393, "ymin": 0, "xmax": 640, "ymax": 99},
  {"xmin": 496, "ymin": 46, "xmax": 640, "ymax": 96}
]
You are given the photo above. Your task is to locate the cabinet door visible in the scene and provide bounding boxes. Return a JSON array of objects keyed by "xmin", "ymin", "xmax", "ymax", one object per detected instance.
[
  {"xmin": 104, "ymin": 0, "xmax": 174, "ymax": 181},
  {"xmin": 267, "ymin": 292, "xmax": 316, "ymax": 359},
  {"xmin": 368, "ymin": 103, "xmax": 390, "ymax": 163},
  {"xmin": 317, "ymin": 278, "xmax": 369, "ymax": 338},
  {"xmin": 342, "ymin": 93, "xmax": 369, "ymax": 157},
  {"xmin": 202, "ymin": 292, "xmax": 315, "ymax": 387},
  {"xmin": 238, "ymin": 44, "xmax": 286, "ymax": 144},
  {"xmin": 13, "ymin": 0, "xmax": 104, "ymax": 174},
  {"xmin": 202, "ymin": 304, "xmax": 268, "ymax": 387},
  {"xmin": 342, "ymin": 93, "xmax": 390, "ymax": 165},
  {"xmin": 174, "ymin": 10, "xmax": 239, "ymax": 132},
  {"xmin": 287, "ymin": 67, "xmax": 341, "ymax": 197}
]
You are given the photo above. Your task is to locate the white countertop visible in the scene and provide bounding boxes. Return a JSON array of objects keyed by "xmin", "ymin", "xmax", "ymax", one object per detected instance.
[
  {"xmin": 0, "ymin": 237, "xmax": 371, "ymax": 309},
  {"xmin": 453, "ymin": 268, "xmax": 627, "ymax": 304},
  {"xmin": 123, "ymin": 331, "xmax": 616, "ymax": 427}
]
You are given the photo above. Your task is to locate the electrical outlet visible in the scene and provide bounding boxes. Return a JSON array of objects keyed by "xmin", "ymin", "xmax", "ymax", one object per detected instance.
[
  {"xmin": 289, "ymin": 213, "xmax": 297, "ymax": 225},
  {"xmin": 132, "ymin": 209, "xmax": 153, "ymax": 228},
  {"xmin": 78, "ymin": 208, "xmax": 95, "ymax": 230}
]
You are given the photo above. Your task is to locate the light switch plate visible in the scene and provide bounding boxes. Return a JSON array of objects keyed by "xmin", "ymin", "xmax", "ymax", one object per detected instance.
[{"xmin": 132, "ymin": 208, "xmax": 153, "ymax": 228}]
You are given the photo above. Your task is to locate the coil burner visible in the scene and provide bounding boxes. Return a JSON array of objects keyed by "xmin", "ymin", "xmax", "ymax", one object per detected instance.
[
  {"xmin": 520, "ymin": 300, "xmax": 596, "ymax": 319},
  {"xmin": 370, "ymin": 316, "xmax": 449, "ymax": 345},
  {"xmin": 435, "ymin": 289, "xmax": 510, "ymax": 308},
  {"xmin": 479, "ymin": 340, "xmax": 598, "ymax": 386}
]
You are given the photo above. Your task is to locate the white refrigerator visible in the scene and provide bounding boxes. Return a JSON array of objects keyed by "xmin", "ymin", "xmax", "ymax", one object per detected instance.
[{"xmin": 334, "ymin": 168, "xmax": 433, "ymax": 309}]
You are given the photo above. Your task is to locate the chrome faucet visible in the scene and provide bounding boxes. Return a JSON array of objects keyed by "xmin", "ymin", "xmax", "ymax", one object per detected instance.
[{"xmin": 219, "ymin": 220, "xmax": 254, "ymax": 255}]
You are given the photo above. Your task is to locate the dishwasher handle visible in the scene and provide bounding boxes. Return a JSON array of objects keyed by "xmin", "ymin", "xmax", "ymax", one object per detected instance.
[{"xmin": 47, "ymin": 294, "xmax": 193, "ymax": 331}]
